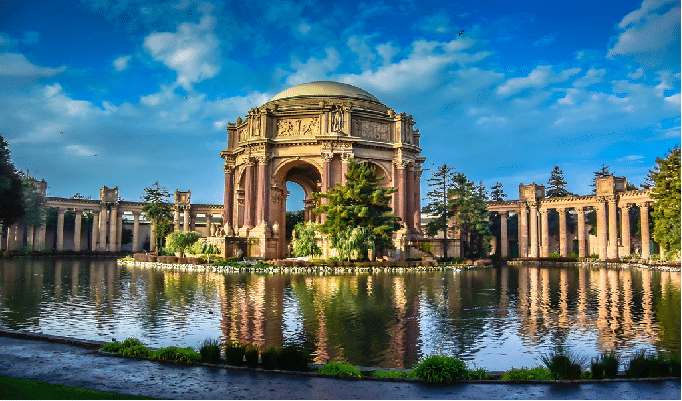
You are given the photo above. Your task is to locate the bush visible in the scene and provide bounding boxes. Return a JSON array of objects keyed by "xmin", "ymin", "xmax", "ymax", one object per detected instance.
[
  {"xmin": 121, "ymin": 345, "xmax": 151, "ymax": 358},
  {"xmin": 200, "ymin": 338, "xmax": 221, "ymax": 364},
  {"xmin": 626, "ymin": 352, "xmax": 676, "ymax": 378},
  {"xmin": 101, "ymin": 341, "xmax": 125, "ymax": 354},
  {"xmin": 372, "ymin": 370, "xmax": 408, "ymax": 378},
  {"xmin": 122, "ymin": 338, "xmax": 143, "ymax": 348},
  {"xmin": 501, "ymin": 367, "xmax": 553, "ymax": 381},
  {"xmin": 591, "ymin": 352, "xmax": 619, "ymax": 380},
  {"xmin": 548, "ymin": 253, "xmax": 561, "ymax": 258},
  {"xmin": 245, "ymin": 345, "xmax": 260, "ymax": 368},
  {"xmin": 152, "ymin": 347, "xmax": 201, "ymax": 363},
  {"xmin": 224, "ymin": 341, "xmax": 246, "ymax": 366},
  {"xmin": 277, "ymin": 344, "xmax": 310, "ymax": 372},
  {"xmin": 261, "ymin": 346, "xmax": 278, "ymax": 370},
  {"xmin": 588, "ymin": 253, "xmax": 599, "ymax": 259},
  {"xmin": 541, "ymin": 350, "xmax": 583, "ymax": 380},
  {"xmin": 412, "ymin": 355, "xmax": 469, "ymax": 383},
  {"xmin": 317, "ymin": 362, "xmax": 361, "ymax": 378},
  {"xmin": 567, "ymin": 253, "xmax": 579, "ymax": 258}
]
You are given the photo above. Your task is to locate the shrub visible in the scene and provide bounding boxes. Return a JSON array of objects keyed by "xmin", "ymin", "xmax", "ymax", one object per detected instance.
[
  {"xmin": 591, "ymin": 352, "xmax": 619, "ymax": 380},
  {"xmin": 372, "ymin": 370, "xmax": 408, "ymax": 378},
  {"xmin": 588, "ymin": 253, "xmax": 599, "ymax": 259},
  {"xmin": 412, "ymin": 355, "xmax": 469, "ymax": 383},
  {"xmin": 317, "ymin": 362, "xmax": 361, "ymax": 378},
  {"xmin": 501, "ymin": 367, "xmax": 553, "ymax": 381},
  {"xmin": 224, "ymin": 341, "xmax": 246, "ymax": 366},
  {"xmin": 121, "ymin": 345, "xmax": 151, "ymax": 358},
  {"xmin": 567, "ymin": 252, "xmax": 579, "ymax": 258},
  {"xmin": 152, "ymin": 347, "xmax": 201, "ymax": 363},
  {"xmin": 122, "ymin": 338, "xmax": 143, "ymax": 348},
  {"xmin": 245, "ymin": 345, "xmax": 260, "ymax": 368},
  {"xmin": 548, "ymin": 253, "xmax": 561, "ymax": 258},
  {"xmin": 541, "ymin": 349, "xmax": 583, "ymax": 380},
  {"xmin": 277, "ymin": 344, "xmax": 310, "ymax": 372},
  {"xmin": 200, "ymin": 338, "xmax": 221, "ymax": 364},
  {"xmin": 101, "ymin": 341, "xmax": 125, "ymax": 354},
  {"xmin": 261, "ymin": 346, "xmax": 278, "ymax": 370}
]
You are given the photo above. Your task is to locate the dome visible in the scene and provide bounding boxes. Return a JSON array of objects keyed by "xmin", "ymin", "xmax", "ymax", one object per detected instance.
[{"xmin": 268, "ymin": 81, "xmax": 382, "ymax": 104}]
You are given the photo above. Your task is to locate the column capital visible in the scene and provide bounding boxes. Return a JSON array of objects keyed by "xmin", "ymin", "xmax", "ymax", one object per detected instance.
[
  {"xmin": 528, "ymin": 201, "xmax": 540, "ymax": 209},
  {"xmin": 321, "ymin": 152, "xmax": 334, "ymax": 162},
  {"xmin": 499, "ymin": 210, "xmax": 509, "ymax": 217},
  {"xmin": 340, "ymin": 153, "xmax": 354, "ymax": 162},
  {"xmin": 393, "ymin": 159, "xmax": 410, "ymax": 169},
  {"xmin": 539, "ymin": 208, "xmax": 549, "ymax": 216},
  {"xmin": 223, "ymin": 164, "xmax": 235, "ymax": 173},
  {"xmin": 255, "ymin": 154, "xmax": 271, "ymax": 164},
  {"xmin": 556, "ymin": 207, "xmax": 567, "ymax": 214},
  {"xmin": 619, "ymin": 203, "xmax": 631, "ymax": 211},
  {"xmin": 575, "ymin": 206, "xmax": 585, "ymax": 214},
  {"xmin": 637, "ymin": 201, "xmax": 652, "ymax": 208}
]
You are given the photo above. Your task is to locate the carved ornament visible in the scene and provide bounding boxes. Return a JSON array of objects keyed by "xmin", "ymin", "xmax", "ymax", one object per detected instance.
[
  {"xmin": 352, "ymin": 119, "xmax": 389, "ymax": 141},
  {"xmin": 277, "ymin": 117, "xmax": 319, "ymax": 137}
]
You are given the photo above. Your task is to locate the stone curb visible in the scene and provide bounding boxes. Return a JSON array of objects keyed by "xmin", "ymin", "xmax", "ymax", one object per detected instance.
[{"xmin": 2, "ymin": 330, "xmax": 679, "ymax": 385}]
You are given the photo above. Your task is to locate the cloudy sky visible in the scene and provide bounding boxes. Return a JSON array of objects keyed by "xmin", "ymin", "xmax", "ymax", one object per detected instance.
[{"xmin": 0, "ymin": 0, "xmax": 679, "ymax": 208}]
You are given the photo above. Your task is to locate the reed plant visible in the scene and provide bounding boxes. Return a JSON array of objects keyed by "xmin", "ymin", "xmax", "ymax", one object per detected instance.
[
  {"xmin": 224, "ymin": 341, "xmax": 246, "ymax": 366},
  {"xmin": 199, "ymin": 338, "xmax": 221, "ymax": 364}
]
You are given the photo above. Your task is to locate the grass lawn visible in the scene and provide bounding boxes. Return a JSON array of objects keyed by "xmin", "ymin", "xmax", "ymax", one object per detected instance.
[{"xmin": 0, "ymin": 376, "xmax": 155, "ymax": 399}]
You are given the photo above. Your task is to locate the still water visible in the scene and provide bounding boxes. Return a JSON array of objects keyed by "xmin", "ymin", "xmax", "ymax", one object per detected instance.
[{"xmin": 0, "ymin": 258, "xmax": 679, "ymax": 371}]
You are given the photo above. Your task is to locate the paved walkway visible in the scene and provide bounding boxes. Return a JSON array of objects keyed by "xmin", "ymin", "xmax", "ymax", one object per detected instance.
[{"xmin": 0, "ymin": 335, "xmax": 679, "ymax": 400}]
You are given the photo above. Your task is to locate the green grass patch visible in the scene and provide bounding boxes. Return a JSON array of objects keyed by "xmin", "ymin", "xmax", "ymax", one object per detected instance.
[
  {"xmin": 0, "ymin": 376, "xmax": 154, "ymax": 399},
  {"xmin": 316, "ymin": 362, "xmax": 361, "ymax": 377},
  {"xmin": 501, "ymin": 367, "xmax": 553, "ymax": 380},
  {"xmin": 372, "ymin": 370, "xmax": 409, "ymax": 378}
]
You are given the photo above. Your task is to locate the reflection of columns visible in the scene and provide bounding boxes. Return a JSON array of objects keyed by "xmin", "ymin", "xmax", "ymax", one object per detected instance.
[
  {"xmin": 540, "ymin": 209, "xmax": 549, "ymax": 257},
  {"xmin": 223, "ymin": 166, "xmax": 234, "ymax": 233},
  {"xmin": 620, "ymin": 204, "xmax": 631, "ymax": 256},
  {"xmin": 243, "ymin": 160, "xmax": 255, "ymax": 229},
  {"xmin": 91, "ymin": 212, "xmax": 99, "ymax": 251},
  {"xmin": 557, "ymin": 208, "xmax": 567, "ymax": 257},
  {"xmin": 529, "ymin": 202, "xmax": 539, "ymax": 258},
  {"xmin": 639, "ymin": 202, "xmax": 651, "ymax": 259},
  {"xmin": 596, "ymin": 199, "xmax": 607, "ymax": 259},
  {"xmin": 56, "ymin": 208, "xmax": 65, "ymax": 251},
  {"xmin": 519, "ymin": 205, "xmax": 528, "ymax": 257},
  {"xmin": 607, "ymin": 197, "xmax": 618, "ymax": 259},
  {"xmin": 256, "ymin": 155, "xmax": 270, "ymax": 227},
  {"xmin": 109, "ymin": 207, "xmax": 117, "ymax": 252},
  {"xmin": 576, "ymin": 207, "xmax": 586, "ymax": 258},
  {"xmin": 500, "ymin": 211, "xmax": 509, "ymax": 258},
  {"xmin": 132, "ymin": 212, "xmax": 140, "ymax": 252},
  {"xmin": 74, "ymin": 210, "xmax": 82, "ymax": 252}
]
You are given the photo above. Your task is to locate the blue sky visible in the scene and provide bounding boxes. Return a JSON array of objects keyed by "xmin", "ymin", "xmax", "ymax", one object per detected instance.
[{"xmin": 0, "ymin": 0, "xmax": 679, "ymax": 209}]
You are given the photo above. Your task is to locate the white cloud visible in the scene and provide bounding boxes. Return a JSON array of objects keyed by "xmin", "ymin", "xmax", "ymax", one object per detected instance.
[
  {"xmin": 347, "ymin": 35, "xmax": 376, "ymax": 70},
  {"xmin": 113, "ymin": 55, "xmax": 132, "ymax": 71},
  {"xmin": 573, "ymin": 68, "xmax": 607, "ymax": 88},
  {"xmin": 286, "ymin": 47, "xmax": 341, "ymax": 86},
  {"xmin": 143, "ymin": 14, "xmax": 221, "ymax": 90},
  {"xmin": 496, "ymin": 65, "xmax": 581, "ymax": 97},
  {"xmin": 65, "ymin": 144, "xmax": 96, "ymax": 157},
  {"xmin": 376, "ymin": 42, "xmax": 399, "ymax": 65},
  {"xmin": 414, "ymin": 11, "xmax": 453, "ymax": 35},
  {"xmin": 0, "ymin": 53, "xmax": 65, "ymax": 78}
]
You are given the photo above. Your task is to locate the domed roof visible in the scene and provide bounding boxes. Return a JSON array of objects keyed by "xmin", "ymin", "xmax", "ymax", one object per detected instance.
[{"xmin": 268, "ymin": 81, "xmax": 382, "ymax": 104}]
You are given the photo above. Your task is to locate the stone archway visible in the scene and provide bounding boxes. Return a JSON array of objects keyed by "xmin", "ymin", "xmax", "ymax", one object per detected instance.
[{"xmin": 220, "ymin": 81, "xmax": 426, "ymax": 259}]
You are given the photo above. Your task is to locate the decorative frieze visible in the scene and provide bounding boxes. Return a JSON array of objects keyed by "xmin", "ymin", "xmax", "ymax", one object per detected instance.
[
  {"xmin": 352, "ymin": 119, "xmax": 390, "ymax": 141},
  {"xmin": 276, "ymin": 117, "xmax": 319, "ymax": 137}
]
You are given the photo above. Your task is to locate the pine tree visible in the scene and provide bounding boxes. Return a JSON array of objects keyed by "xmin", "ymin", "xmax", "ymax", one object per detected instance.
[
  {"xmin": 313, "ymin": 159, "xmax": 399, "ymax": 258},
  {"xmin": 546, "ymin": 166, "xmax": 572, "ymax": 198},
  {"xmin": 141, "ymin": 181, "xmax": 173, "ymax": 252},
  {"xmin": 450, "ymin": 172, "xmax": 492, "ymax": 258},
  {"xmin": 0, "ymin": 134, "xmax": 25, "ymax": 228},
  {"xmin": 650, "ymin": 146, "xmax": 681, "ymax": 258},
  {"xmin": 489, "ymin": 182, "xmax": 506, "ymax": 201},
  {"xmin": 590, "ymin": 164, "xmax": 611, "ymax": 193},
  {"xmin": 422, "ymin": 164, "xmax": 457, "ymax": 260}
]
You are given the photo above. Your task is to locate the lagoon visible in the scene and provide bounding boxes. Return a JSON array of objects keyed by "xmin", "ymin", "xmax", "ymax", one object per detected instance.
[{"xmin": 0, "ymin": 257, "xmax": 678, "ymax": 372}]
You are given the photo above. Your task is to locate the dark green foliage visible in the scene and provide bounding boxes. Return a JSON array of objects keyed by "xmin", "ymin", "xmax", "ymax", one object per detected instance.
[
  {"xmin": 626, "ymin": 352, "xmax": 677, "ymax": 378},
  {"xmin": 151, "ymin": 347, "xmax": 201, "ymax": 363},
  {"xmin": 199, "ymin": 338, "xmax": 221, "ymax": 364},
  {"xmin": 122, "ymin": 338, "xmax": 143, "ymax": 348},
  {"xmin": 422, "ymin": 164, "xmax": 457, "ymax": 260},
  {"xmin": 541, "ymin": 350, "xmax": 583, "ymax": 380},
  {"xmin": 0, "ymin": 134, "xmax": 25, "ymax": 227},
  {"xmin": 261, "ymin": 346, "xmax": 278, "ymax": 370},
  {"xmin": 451, "ymin": 174, "xmax": 493, "ymax": 258},
  {"xmin": 0, "ymin": 376, "xmax": 154, "ymax": 400},
  {"xmin": 501, "ymin": 367, "xmax": 553, "ymax": 380},
  {"xmin": 140, "ymin": 182, "xmax": 173, "ymax": 251},
  {"xmin": 591, "ymin": 353, "xmax": 619, "ymax": 380},
  {"xmin": 372, "ymin": 370, "xmax": 409, "ymax": 378},
  {"xmin": 489, "ymin": 182, "xmax": 506, "ymax": 201},
  {"xmin": 314, "ymin": 159, "xmax": 399, "ymax": 256},
  {"xmin": 245, "ymin": 345, "xmax": 260, "ymax": 368},
  {"xmin": 650, "ymin": 146, "xmax": 681, "ymax": 255},
  {"xmin": 316, "ymin": 362, "xmax": 361, "ymax": 377},
  {"xmin": 277, "ymin": 344, "xmax": 310, "ymax": 372},
  {"xmin": 102, "ymin": 342, "xmax": 125, "ymax": 354},
  {"xmin": 224, "ymin": 341, "xmax": 246, "ymax": 366},
  {"xmin": 590, "ymin": 164, "xmax": 611, "ymax": 194},
  {"xmin": 121, "ymin": 345, "xmax": 151, "ymax": 358},
  {"xmin": 546, "ymin": 166, "xmax": 572, "ymax": 198},
  {"xmin": 285, "ymin": 210, "xmax": 304, "ymax": 240},
  {"xmin": 412, "ymin": 355, "xmax": 470, "ymax": 383}
]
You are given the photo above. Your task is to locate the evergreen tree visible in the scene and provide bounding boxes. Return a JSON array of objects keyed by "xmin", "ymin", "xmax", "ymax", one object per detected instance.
[
  {"xmin": 422, "ymin": 164, "xmax": 457, "ymax": 260},
  {"xmin": 590, "ymin": 164, "xmax": 611, "ymax": 193},
  {"xmin": 18, "ymin": 171, "xmax": 46, "ymax": 230},
  {"xmin": 313, "ymin": 159, "xmax": 399, "ymax": 258},
  {"xmin": 650, "ymin": 146, "xmax": 681, "ymax": 258},
  {"xmin": 546, "ymin": 166, "xmax": 572, "ymax": 198},
  {"xmin": 291, "ymin": 221, "xmax": 321, "ymax": 258},
  {"xmin": 0, "ymin": 134, "xmax": 25, "ymax": 228},
  {"xmin": 489, "ymin": 182, "xmax": 507, "ymax": 201},
  {"xmin": 141, "ymin": 181, "xmax": 173, "ymax": 252},
  {"xmin": 451, "ymin": 172, "xmax": 493, "ymax": 258}
]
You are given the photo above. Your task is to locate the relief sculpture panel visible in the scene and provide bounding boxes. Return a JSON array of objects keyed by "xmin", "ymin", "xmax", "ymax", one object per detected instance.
[
  {"xmin": 276, "ymin": 117, "xmax": 319, "ymax": 137},
  {"xmin": 352, "ymin": 119, "xmax": 389, "ymax": 141}
]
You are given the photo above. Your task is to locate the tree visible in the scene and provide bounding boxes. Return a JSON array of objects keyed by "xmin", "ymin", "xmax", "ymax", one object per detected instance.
[
  {"xmin": 590, "ymin": 164, "xmax": 611, "ymax": 193},
  {"xmin": 451, "ymin": 173, "xmax": 493, "ymax": 258},
  {"xmin": 291, "ymin": 221, "xmax": 321, "ymax": 258},
  {"xmin": 141, "ymin": 181, "xmax": 173, "ymax": 252},
  {"xmin": 17, "ymin": 170, "xmax": 46, "ymax": 230},
  {"xmin": 164, "ymin": 230, "xmax": 201, "ymax": 257},
  {"xmin": 285, "ymin": 210, "xmax": 304, "ymax": 240},
  {"xmin": 489, "ymin": 182, "xmax": 506, "ymax": 201},
  {"xmin": 546, "ymin": 166, "xmax": 572, "ymax": 198},
  {"xmin": 422, "ymin": 164, "xmax": 457, "ymax": 260},
  {"xmin": 650, "ymin": 146, "xmax": 681, "ymax": 258},
  {"xmin": 0, "ymin": 134, "xmax": 25, "ymax": 228},
  {"xmin": 313, "ymin": 159, "xmax": 399, "ymax": 259}
]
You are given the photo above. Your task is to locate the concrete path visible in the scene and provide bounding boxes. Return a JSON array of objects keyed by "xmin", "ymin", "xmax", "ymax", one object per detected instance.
[{"xmin": 0, "ymin": 335, "xmax": 679, "ymax": 400}]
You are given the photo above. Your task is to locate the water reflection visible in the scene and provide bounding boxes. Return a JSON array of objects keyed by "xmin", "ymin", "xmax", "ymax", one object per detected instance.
[{"xmin": 0, "ymin": 258, "xmax": 679, "ymax": 371}]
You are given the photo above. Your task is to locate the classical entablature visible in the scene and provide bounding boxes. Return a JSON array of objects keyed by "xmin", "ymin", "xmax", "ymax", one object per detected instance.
[
  {"xmin": 220, "ymin": 81, "xmax": 426, "ymax": 259},
  {"xmin": 486, "ymin": 176, "xmax": 655, "ymax": 260}
]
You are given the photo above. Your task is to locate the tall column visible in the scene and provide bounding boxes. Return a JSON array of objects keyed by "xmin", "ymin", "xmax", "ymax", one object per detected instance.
[
  {"xmin": 529, "ymin": 202, "xmax": 539, "ymax": 258},
  {"xmin": 500, "ymin": 211, "xmax": 509, "ymax": 258},
  {"xmin": 405, "ymin": 164, "xmax": 414, "ymax": 233},
  {"xmin": 321, "ymin": 153, "xmax": 333, "ymax": 224},
  {"xmin": 56, "ymin": 208, "xmax": 65, "ymax": 252},
  {"xmin": 256, "ymin": 155, "xmax": 271, "ymax": 227},
  {"xmin": 150, "ymin": 222, "xmax": 156, "ymax": 253},
  {"xmin": 540, "ymin": 209, "xmax": 549, "ymax": 257},
  {"xmin": 132, "ymin": 211, "xmax": 140, "ymax": 252},
  {"xmin": 223, "ymin": 166, "xmax": 234, "ymax": 234},
  {"xmin": 519, "ymin": 205, "xmax": 528, "ymax": 257},
  {"xmin": 173, "ymin": 209, "xmax": 180, "ymax": 231},
  {"xmin": 596, "ymin": 199, "xmax": 608, "ymax": 259},
  {"xmin": 108, "ymin": 206, "xmax": 117, "ymax": 252},
  {"xmin": 394, "ymin": 161, "xmax": 407, "ymax": 228},
  {"xmin": 116, "ymin": 214, "xmax": 122, "ymax": 251},
  {"xmin": 341, "ymin": 154, "xmax": 352, "ymax": 185},
  {"xmin": 91, "ymin": 212, "xmax": 99, "ymax": 251},
  {"xmin": 26, "ymin": 225, "xmax": 35, "ymax": 251},
  {"xmin": 73, "ymin": 210, "xmax": 82, "ymax": 252},
  {"xmin": 98, "ymin": 206, "xmax": 107, "ymax": 251},
  {"xmin": 639, "ymin": 202, "xmax": 651, "ymax": 259},
  {"xmin": 576, "ymin": 207, "xmax": 586, "ymax": 258},
  {"xmin": 413, "ymin": 167, "xmax": 423, "ymax": 233},
  {"xmin": 620, "ymin": 204, "xmax": 631, "ymax": 256},
  {"xmin": 243, "ymin": 160, "xmax": 255, "ymax": 229},
  {"xmin": 183, "ymin": 208, "xmax": 190, "ymax": 232},
  {"xmin": 607, "ymin": 197, "xmax": 619, "ymax": 259},
  {"xmin": 557, "ymin": 208, "xmax": 568, "ymax": 257}
]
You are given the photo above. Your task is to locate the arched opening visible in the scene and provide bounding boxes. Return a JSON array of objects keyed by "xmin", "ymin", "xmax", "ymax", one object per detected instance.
[{"xmin": 285, "ymin": 182, "xmax": 305, "ymax": 248}]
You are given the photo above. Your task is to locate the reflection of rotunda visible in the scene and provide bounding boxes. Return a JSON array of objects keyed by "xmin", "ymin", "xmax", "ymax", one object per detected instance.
[{"xmin": 220, "ymin": 81, "xmax": 426, "ymax": 259}]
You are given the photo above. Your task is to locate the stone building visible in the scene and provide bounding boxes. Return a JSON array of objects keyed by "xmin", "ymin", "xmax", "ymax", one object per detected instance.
[{"xmin": 219, "ymin": 81, "xmax": 426, "ymax": 259}]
